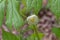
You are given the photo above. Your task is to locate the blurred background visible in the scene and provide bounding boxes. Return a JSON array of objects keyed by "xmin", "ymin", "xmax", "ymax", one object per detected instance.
[{"xmin": 0, "ymin": 0, "xmax": 60, "ymax": 40}]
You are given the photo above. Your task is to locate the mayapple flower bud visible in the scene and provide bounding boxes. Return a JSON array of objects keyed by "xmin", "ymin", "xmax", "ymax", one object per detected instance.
[{"xmin": 27, "ymin": 15, "xmax": 39, "ymax": 25}]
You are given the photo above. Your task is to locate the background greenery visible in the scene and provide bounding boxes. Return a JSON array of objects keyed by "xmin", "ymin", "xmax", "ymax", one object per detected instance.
[{"xmin": 0, "ymin": 0, "xmax": 60, "ymax": 40}]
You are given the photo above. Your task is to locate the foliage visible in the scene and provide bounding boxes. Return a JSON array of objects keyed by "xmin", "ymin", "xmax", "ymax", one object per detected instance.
[
  {"xmin": 0, "ymin": 0, "xmax": 60, "ymax": 40},
  {"xmin": 2, "ymin": 29, "xmax": 19, "ymax": 40},
  {"xmin": 47, "ymin": 0, "xmax": 60, "ymax": 18},
  {"xmin": 0, "ymin": 0, "xmax": 5, "ymax": 27},
  {"xmin": 6, "ymin": 0, "xmax": 24, "ymax": 30}
]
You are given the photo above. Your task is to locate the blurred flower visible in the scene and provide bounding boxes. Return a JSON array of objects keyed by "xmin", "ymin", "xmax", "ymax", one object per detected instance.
[{"xmin": 27, "ymin": 15, "xmax": 39, "ymax": 25}]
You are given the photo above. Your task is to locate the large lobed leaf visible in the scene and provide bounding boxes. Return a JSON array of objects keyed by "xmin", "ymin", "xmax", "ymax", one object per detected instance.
[{"xmin": 6, "ymin": 0, "xmax": 24, "ymax": 30}]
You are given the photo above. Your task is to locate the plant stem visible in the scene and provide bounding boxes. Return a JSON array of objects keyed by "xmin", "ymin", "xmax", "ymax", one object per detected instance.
[{"xmin": 33, "ymin": 25, "xmax": 40, "ymax": 40}]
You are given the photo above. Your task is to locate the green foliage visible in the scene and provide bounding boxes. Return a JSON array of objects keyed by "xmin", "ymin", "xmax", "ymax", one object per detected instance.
[
  {"xmin": 52, "ymin": 27, "xmax": 60, "ymax": 37},
  {"xmin": 26, "ymin": 0, "xmax": 42, "ymax": 14},
  {"xmin": 47, "ymin": 0, "xmax": 60, "ymax": 18},
  {"xmin": 0, "ymin": 0, "xmax": 60, "ymax": 40},
  {"xmin": 21, "ymin": 0, "xmax": 42, "ymax": 15},
  {"xmin": 2, "ymin": 29, "xmax": 19, "ymax": 40},
  {"xmin": 26, "ymin": 33, "xmax": 43, "ymax": 40},
  {"xmin": 0, "ymin": 0, "xmax": 5, "ymax": 27},
  {"xmin": 6, "ymin": 0, "xmax": 24, "ymax": 30},
  {"xmin": 47, "ymin": 0, "xmax": 60, "ymax": 38}
]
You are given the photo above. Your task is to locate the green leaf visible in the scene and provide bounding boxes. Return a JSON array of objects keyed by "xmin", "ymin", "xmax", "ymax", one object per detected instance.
[
  {"xmin": 6, "ymin": 0, "xmax": 24, "ymax": 30},
  {"xmin": 31, "ymin": 0, "xmax": 42, "ymax": 14},
  {"xmin": 52, "ymin": 27, "xmax": 60, "ymax": 37},
  {"xmin": 26, "ymin": 0, "xmax": 32, "ymax": 10},
  {"xmin": 47, "ymin": 0, "xmax": 60, "ymax": 18},
  {"xmin": 2, "ymin": 29, "xmax": 19, "ymax": 40},
  {"xmin": 26, "ymin": 0, "xmax": 42, "ymax": 14},
  {"xmin": 0, "ymin": 1, "xmax": 5, "ymax": 27}
]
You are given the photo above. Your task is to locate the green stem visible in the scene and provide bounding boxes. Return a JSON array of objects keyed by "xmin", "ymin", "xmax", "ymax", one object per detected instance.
[{"xmin": 33, "ymin": 25, "xmax": 40, "ymax": 40}]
